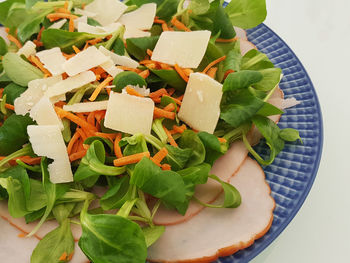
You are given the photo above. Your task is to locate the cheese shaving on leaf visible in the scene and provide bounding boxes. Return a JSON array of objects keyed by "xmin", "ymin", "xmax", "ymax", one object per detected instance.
[
  {"xmin": 124, "ymin": 27, "xmax": 151, "ymax": 39},
  {"xmin": 74, "ymin": 8, "xmax": 97, "ymax": 17},
  {"xmin": 17, "ymin": 41, "xmax": 36, "ymax": 58},
  {"xmin": 99, "ymin": 46, "xmax": 139, "ymax": 68},
  {"xmin": 84, "ymin": 0, "xmax": 127, "ymax": 26},
  {"xmin": 30, "ymin": 97, "xmax": 64, "ymax": 130},
  {"xmin": 49, "ymin": 19, "xmax": 67, "ymax": 29},
  {"xmin": 36, "ymin": 47, "xmax": 66, "ymax": 76},
  {"xmin": 63, "ymin": 101, "xmax": 108, "ymax": 113},
  {"xmin": 119, "ymin": 3, "xmax": 156, "ymax": 30}
]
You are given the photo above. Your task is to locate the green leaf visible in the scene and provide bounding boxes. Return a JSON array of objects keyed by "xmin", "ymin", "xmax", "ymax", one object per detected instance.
[
  {"xmin": 256, "ymin": 102, "xmax": 284, "ymax": 117},
  {"xmin": 131, "ymin": 157, "xmax": 187, "ymax": 211},
  {"xmin": 178, "ymin": 130, "xmax": 206, "ymax": 167},
  {"xmin": 3, "ymin": 53, "xmax": 44, "ymax": 86},
  {"xmin": 31, "ymin": 219, "xmax": 75, "ymax": 263},
  {"xmin": 279, "ymin": 128, "xmax": 302, "ymax": 143},
  {"xmin": 111, "ymin": 37, "xmax": 126, "ymax": 56},
  {"xmin": 120, "ymin": 133, "xmax": 148, "ymax": 159},
  {"xmin": 150, "ymin": 69, "xmax": 187, "ymax": 91},
  {"xmin": 131, "ymin": 0, "xmax": 179, "ymax": 21},
  {"xmin": 225, "ymin": 0, "xmax": 267, "ymax": 29},
  {"xmin": 0, "ymin": 165, "xmax": 30, "ymax": 200},
  {"xmin": 3, "ymin": 83, "xmax": 26, "ymax": 104},
  {"xmin": 151, "ymin": 118, "xmax": 168, "ymax": 144},
  {"xmin": 197, "ymin": 131, "xmax": 227, "ymax": 165},
  {"xmin": 100, "ymin": 176, "xmax": 132, "ymax": 210},
  {"xmin": 142, "ymin": 226, "xmax": 165, "ymax": 247},
  {"xmin": 165, "ymin": 144, "xmax": 192, "ymax": 171},
  {"xmin": 79, "ymin": 202, "xmax": 147, "ymax": 263},
  {"xmin": 112, "ymin": 71, "xmax": 147, "ymax": 92},
  {"xmin": 41, "ymin": 29, "xmax": 104, "ymax": 53},
  {"xmin": 26, "ymin": 178, "xmax": 47, "ymax": 212},
  {"xmin": 126, "ymin": 36, "xmax": 159, "ymax": 61},
  {"xmin": 0, "ymin": 114, "xmax": 35, "ymax": 155},
  {"xmin": 253, "ymin": 67, "xmax": 282, "ymax": 91},
  {"xmin": 223, "ymin": 48, "xmax": 242, "ymax": 73},
  {"xmin": 4, "ymin": 3, "xmax": 26, "ymax": 30},
  {"xmin": 84, "ymin": 136, "xmax": 114, "ymax": 154},
  {"xmin": 220, "ymin": 89, "xmax": 264, "ymax": 127},
  {"xmin": 212, "ymin": 5, "xmax": 236, "ymax": 39},
  {"xmin": 75, "ymin": 141, "xmax": 126, "ymax": 183},
  {"xmin": 177, "ymin": 163, "xmax": 211, "ymax": 185},
  {"xmin": 241, "ymin": 49, "xmax": 271, "ymax": 70},
  {"xmin": 189, "ymin": 0, "xmax": 210, "ymax": 15},
  {"xmin": 223, "ymin": 70, "xmax": 263, "ymax": 92},
  {"xmin": 0, "ymin": 0, "xmax": 25, "ymax": 25}
]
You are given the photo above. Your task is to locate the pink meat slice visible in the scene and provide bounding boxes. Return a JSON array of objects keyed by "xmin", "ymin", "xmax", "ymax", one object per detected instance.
[
  {"xmin": 153, "ymin": 141, "xmax": 248, "ymax": 226},
  {"xmin": 148, "ymin": 157, "xmax": 275, "ymax": 263},
  {"xmin": 234, "ymin": 27, "xmax": 248, "ymax": 40}
]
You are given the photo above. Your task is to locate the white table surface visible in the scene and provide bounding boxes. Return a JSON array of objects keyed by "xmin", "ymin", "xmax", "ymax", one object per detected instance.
[{"xmin": 251, "ymin": 0, "xmax": 350, "ymax": 262}]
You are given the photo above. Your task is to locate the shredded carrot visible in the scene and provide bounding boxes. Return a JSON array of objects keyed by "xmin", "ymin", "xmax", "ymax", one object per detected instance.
[
  {"xmin": 67, "ymin": 252, "xmax": 74, "ymax": 261},
  {"xmin": 151, "ymin": 147, "xmax": 168, "ymax": 166},
  {"xmin": 18, "ymin": 233, "xmax": 26, "ymax": 238},
  {"xmin": 54, "ymin": 101, "xmax": 66, "ymax": 108},
  {"xmin": 37, "ymin": 27, "xmax": 44, "ymax": 42},
  {"xmin": 89, "ymin": 76, "xmax": 113, "ymax": 101},
  {"xmin": 56, "ymin": 7, "xmax": 70, "ymax": 14},
  {"xmin": 5, "ymin": 104, "xmax": 14, "ymax": 111},
  {"xmin": 161, "ymin": 164, "xmax": 171, "ymax": 171},
  {"xmin": 33, "ymin": 39, "xmax": 43, "ymax": 47},
  {"xmin": 4, "ymin": 28, "xmax": 9, "ymax": 33},
  {"xmin": 215, "ymin": 37, "xmax": 238, "ymax": 43},
  {"xmin": 171, "ymin": 17, "xmax": 191, "ymax": 32},
  {"xmin": 55, "ymin": 107, "xmax": 98, "ymax": 131},
  {"xmin": 0, "ymin": 88, "xmax": 3, "ymax": 98},
  {"xmin": 69, "ymin": 18, "xmax": 75, "ymax": 32},
  {"xmin": 172, "ymin": 124, "xmax": 187, "ymax": 134},
  {"xmin": 67, "ymin": 131, "xmax": 80, "ymax": 155},
  {"xmin": 202, "ymin": 55, "xmax": 226, "ymax": 74},
  {"xmin": 47, "ymin": 13, "xmax": 78, "ymax": 22},
  {"xmin": 161, "ymin": 23, "xmax": 170, "ymax": 31},
  {"xmin": 207, "ymin": 67, "xmax": 218, "ymax": 78},
  {"xmin": 182, "ymin": 68, "xmax": 193, "ymax": 76},
  {"xmin": 138, "ymin": 69, "xmax": 150, "ymax": 79},
  {"xmin": 29, "ymin": 56, "xmax": 52, "ymax": 76},
  {"xmin": 7, "ymin": 34, "xmax": 22, "ymax": 49},
  {"xmin": 90, "ymin": 66, "xmax": 105, "ymax": 76},
  {"xmin": 174, "ymin": 64, "xmax": 189, "ymax": 82},
  {"xmin": 126, "ymin": 86, "xmax": 144, "ymax": 97},
  {"xmin": 72, "ymin": 45, "xmax": 80, "ymax": 54},
  {"xmin": 139, "ymin": 59, "xmax": 157, "ymax": 65},
  {"xmin": 218, "ymin": 137, "xmax": 227, "ymax": 143},
  {"xmin": 224, "ymin": 69, "xmax": 235, "ymax": 80},
  {"xmin": 62, "ymin": 53, "xmax": 75, "ymax": 59},
  {"xmin": 76, "ymin": 128, "xmax": 88, "ymax": 141},
  {"xmin": 116, "ymin": 66, "xmax": 142, "ymax": 73},
  {"xmin": 146, "ymin": 49, "xmax": 153, "ymax": 57},
  {"xmin": 160, "ymin": 63, "xmax": 173, "ymax": 70},
  {"xmin": 69, "ymin": 149, "xmax": 87, "ymax": 162},
  {"xmin": 86, "ymin": 38, "xmax": 102, "ymax": 46},
  {"xmin": 163, "ymin": 103, "xmax": 175, "ymax": 112},
  {"xmin": 19, "ymin": 156, "xmax": 42, "ymax": 165},
  {"xmin": 113, "ymin": 152, "xmax": 150, "ymax": 167},
  {"xmin": 154, "ymin": 107, "xmax": 175, "ymax": 120},
  {"xmin": 149, "ymin": 88, "xmax": 168, "ymax": 99},
  {"xmin": 95, "ymin": 132, "xmax": 117, "ymax": 141},
  {"xmin": 87, "ymin": 112, "xmax": 95, "ymax": 126},
  {"xmin": 154, "ymin": 18, "xmax": 166, "ymax": 24},
  {"xmin": 94, "ymin": 110, "xmax": 106, "ymax": 123},
  {"xmin": 76, "ymin": 112, "xmax": 87, "ymax": 121},
  {"xmin": 71, "ymin": 138, "xmax": 81, "ymax": 153},
  {"xmin": 64, "ymin": 0, "xmax": 69, "ymax": 11},
  {"xmin": 59, "ymin": 252, "xmax": 68, "ymax": 261},
  {"xmin": 81, "ymin": 2, "xmax": 86, "ymax": 9},
  {"xmin": 114, "ymin": 133, "xmax": 123, "ymax": 158},
  {"xmin": 167, "ymin": 88, "xmax": 175, "ymax": 96},
  {"xmin": 164, "ymin": 126, "xmax": 178, "ymax": 147}
]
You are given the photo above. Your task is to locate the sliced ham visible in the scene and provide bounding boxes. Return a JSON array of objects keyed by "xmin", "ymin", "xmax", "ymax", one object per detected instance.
[
  {"xmin": 234, "ymin": 26, "xmax": 247, "ymax": 40},
  {"xmin": 240, "ymin": 39, "xmax": 257, "ymax": 56},
  {"xmin": 153, "ymin": 141, "xmax": 248, "ymax": 225},
  {"xmin": 148, "ymin": 157, "xmax": 275, "ymax": 263}
]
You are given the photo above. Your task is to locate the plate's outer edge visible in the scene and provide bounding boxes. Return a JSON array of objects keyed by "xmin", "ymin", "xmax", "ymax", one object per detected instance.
[{"xmin": 216, "ymin": 23, "xmax": 324, "ymax": 263}]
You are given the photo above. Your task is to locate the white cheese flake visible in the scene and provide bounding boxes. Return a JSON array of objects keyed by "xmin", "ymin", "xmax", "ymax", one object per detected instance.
[
  {"xmin": 17, "ymin": 41, "xmax": 36, "ymax": 58},
  {"xmin": 104, "ymin": 92, "xmax": 154, "ymax": 135},
  {"xmin": 74, "ymin": 15, "xmax": 88, "ymax": 29},
  {"xmin": 85, "ymin": 0, "xmax": 127, "ymax": 26},
  {"xmin": 63, "ymin": 101, "xmax": 109, "ymax": 113},
  {"xmin": 121, "ymin": 85, "xmax": 150, "ymax": 96},
  {"xmin": 178, "ymin": 73, "xmax": 223, "ymax": 134},
  {"xmin": 36, "ymin": 47, "xmax": 66, "ymax": 76},
  {"xmin": 27, "ymin": 125, "xmax": 73, "ymax": 183},
  {"xmin": 74, "ymin": 8, "xmax": 97, "ymax": 17},
  {"xmin": 30, "ymin": 97, "xmax": 64, "ymax": 130},
  {"xmin": 124, "ymin": 27, "xmax": 151, "ymax": 39},
  {"xmin": 100, "ymin": 59, "xmax": 124, "ymax": 77},
  {"xmin": 151, "ymin": 31, "xmax": 211, "ymax": 68},
  {"xmin": 63, "ymin": 46, "xmax": 109, "ymax": 76},
  {"xmin": 119, "ymin": 3, "xmax": 156, "ymax": 30},
  {"xmin": 99, "ymin": 46, "xmax": 139, "ymax": 68},
  {"xmin": 77, "ymin": 22, "xmax": 122, "ymax": 35},
  {"xmin": 49, "ymin": 19, "xmax": 67, "ymax": 29},
  {"xmin": 46, "ymin": 71, "xmax": 96, "ymax": 98},
  {"xmin": 14, "ymin": 76, "xmax": 63, "ymax": 115}
]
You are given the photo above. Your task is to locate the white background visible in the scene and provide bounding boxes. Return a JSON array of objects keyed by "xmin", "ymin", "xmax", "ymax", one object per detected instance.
[{"xmin": 251, "ymin": 0, "xmax": 350, "ymax": 262}]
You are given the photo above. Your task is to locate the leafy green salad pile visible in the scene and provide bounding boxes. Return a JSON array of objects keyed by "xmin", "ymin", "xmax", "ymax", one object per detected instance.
[{"xmin": 0, "ymin": 0, "xmax": 302, "ymax": 262}]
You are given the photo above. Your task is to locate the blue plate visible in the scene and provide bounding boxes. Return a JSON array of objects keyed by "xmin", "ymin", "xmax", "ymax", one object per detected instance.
[{"xmin": 214, "ymin": 12, "xmax": 323, "ymax": 263}]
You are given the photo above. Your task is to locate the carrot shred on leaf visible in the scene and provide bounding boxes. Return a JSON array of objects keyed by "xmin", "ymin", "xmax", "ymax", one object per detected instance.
[
  {"xmin": 29, "ymin": 56, "xmax": 52, "ymax": 76},
  {"xmin": 163, "ymin": 103, "xmax": 175, "ymax": 112},
  {"xmin": 116, "ymin": 66, "xmax": 142, "ymax": 73},
  {"xmin": 7, "ymin": 34, "xmax": 22, "ymax": 48},
  {"xmin": 72, "ymin": 45, "xmax": 80, "ymax": 54},
  {"xmin": 5, "ymin": 104, "xmax": 14, "ymax": 111},
  {"xmin": 215, "ymin": 37, "xmax": 238, "ymax": 43},
  {"xmin": 59, "ymin": 252, "xmax": 68, "ymax": 261},
  {"xmin": 146, "ymin": 49, "xmax": 153, "ymax": 57},
  {"xmin": 113, "ymin": 152, "xmax": 150, "ymax": 167},
  {"xmin": 67, "ymin": 131, "xmax": 80, "ymax": 155},
  {"xmin": 87, "ymin": 112, "xmax": 95, "ymax": 126},
  {"xmin": 114, "ymin": 133, "xmax": 123, "ymax": 158},
  {"xmin": 154, "ymin": 18, "xmax": 166, "ymax": 24},
  {"xmin": 172, "ymin": 124, "xmax": 187, "ymax": 134},
  {"xmin": 151, "ymin": 147, "xmax": 168, "ymax": 166},
  {"xmin": 174, "ymin": 64, "xmax": 189, "ymax": 82},
  {"xmin": 149, "ymin": 88, "xmax": 168, "ymax": 99},
  {"xmin": 207, "ymin": 67, "xmax": 218, "ymax": 78},
  {"xmin": 76, "ymin": 128, "xmax": 88, "ymax": 141},
  {"xmin": 202, "ymin": 55, "xmax": 226, "ymax": 74},
  {"xmin": 163, "ymin": 126, "xmax": 178, "ymax": 147},
  {"xmin": 161, "ymin": 23, "xmax": 170, "ymax": 32},
  {"xmin": 138, "ymin": 69, "xmax": 150, "ymax": 79},
  {"xmin": 171, "ymin": 17, "xmax": 191, "ymax": 32},
  {"xmin": 218, "ymin": 137, "xmax": 227, "ymax": 143},
  {"xmin": 69, "ymin": 149, "xmax": 87, "ymax": 162},
  {"xmin": 47, "ymin": 13, "xmax": 78, "ymax": 22},
  {"xmin": 161, "ymin": 164, "xmax": 171, "ymax": 170},
  {"xmin": 126, "ymin": 86, "xmax": 144, "ymax": 97},
  {"xmin": 154, "ymin": 107, "xmax": 175, "ymax": 120},
  {"xmin": 55, "ymin": 107, "xmax": 97, "ymax": 132},
  {"xmin": 89, "ymin": 76, "xmax": 113, "ymax": 101},
  {"xmin": 37, "ymin": 27, "xmax": 45, "ymax": 42},
  {"xmin": 95, "ymin": 132, "xmax": 117, "ymax": 141}
]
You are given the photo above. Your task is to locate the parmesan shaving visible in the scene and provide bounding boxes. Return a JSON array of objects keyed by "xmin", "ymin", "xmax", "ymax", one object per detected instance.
[
  {"xmin": 63, "ymin": 101, "xmax": 108, "ymax": 113},
  {"xmin": 36, "ymin": 47, "xmax": 66, "ymax": 76}
]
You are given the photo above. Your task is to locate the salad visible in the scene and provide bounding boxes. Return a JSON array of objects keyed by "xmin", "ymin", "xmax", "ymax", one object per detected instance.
[{"xmin": 0, "ymin": 0, "xmax": 302, "ymax": 262}]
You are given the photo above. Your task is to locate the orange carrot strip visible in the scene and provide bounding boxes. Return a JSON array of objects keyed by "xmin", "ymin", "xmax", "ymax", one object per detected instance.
[
  {"xmin": 207, "ymin": 67, "xmax": 218, "ymax": 78},
  {"xmin": 182, "ymin": 68, "xmax": 193, "ymax": 76},
  {"xmin": 150, "ymin": 147, "xmax": 168, "ymax": 166},
  {"xmin": 19, "ymin": 156, "xmax": 42, "ymax": 165},
  {"xmin": 218, "ymin": 137, "xmax": 227, "ymax": 143},
  {"xmin": 72, "ymin": 45, "xmax": 80, "ymax": 54},
  {"xmin": 224, "ymin": 69, "xmax": 235, "ymax": 80},
  {"xmin": 138, "ymin": 69, "xmax": 150, "ymax": 79},
  {"xmin": 87, "ymin": 112, "xmax": 95, "ymax": 126},
  {"xmin": 174, "ymin": 64, "xmax": 189, "ymax": 82},
  {"xmin": 126, "ymin": 86, "xmax": 144, "ymax": 97},
  {"xmin": 33, "ymin": 39, "xmax": 43, "ymax": 47},
  {"xmin": 69, "ymin": 150, "xmax": 87, "ymax": 162},
  {"xmin": 163, "ymin": 103, "xmax": 175, "ymax": 112},
  {"xmin": 161, "ymin": 164, "xmax": 171, "ymax": 170},
  {"xmin": 114, "ymin": 133, "xmax": 123, "ymax": 158},
  {"xmin": 139, "ymin": 59, "xmax": 157, "ymax": 65},
  {"xmin": 64, "ymin": 0, "xmax": 69, "ymax": 10},
  {"xmin": 164, "ymin": 126, "xmax": 178, "ymax": 147},
  {"xmin": 116, "ymin": 66, "xmax": 142, "ymax": 73},
  {"xmin": 29, "ymin": 56, "xmax": 51, "ymax": 76},
  {"xmin": 215, "ymin": 37, "xmax": 238, "ymax": 43},
  {"xmin": 146, "ymin": 49, "xmax": 153, "ymax": 57},
  {"xmin": 5, "ymin": 104, "xmax": 14, "ymax": 111},
  {"xmin": 171, "ymin": 17, "xmax": 191, "ymax": 32},
  {"xmin": 113, "ymin": 152, "xmax": 150, "ymax": 167},
  {"xmin": 72, "ymin": 138, "xmax": 82, "ymax": 153},
  {"xmin": 89, "ymin": 76, "xmax": 113, "ymax": 101},
  {"xmin": 167, "ymin": 88, "xmax": 175, "ymax": 96},
  {"xmin": 202, "ymin": 55, "xmax": 226, "ymax": 74},
  {"xmin": 47, "ymin": 13, "xmax": 78, "ymax": 22},
  {"xmin": 154, "ymin": 18, "xmax": 166, "ymax": 24},
  {"xmin": 160, "ymin": 63, "xmax": 172, "ymax": 70},
  {"xmin": 94, "ymin": 110, "xmax": 106, "ymax": 123},
  {"xmin": 154, "ymin": 107, "xmax": 175, "ymax": 120},
  {"xmin": 95, "ymin": 132, "xmax": 117, "ymax": 141},
  {"xmin": 149, "ymin": 88, "xmax": 168, "ymax": 98},
  {"xmin": 172, "ymin": 124, "xmax": 187, "ymax": 134},
  {"xmin": 56, "ymin": 7, "xmax": 70, "ymax": 14},
  {"xmin": 86, "ymin": 38, "xmax": 102, "ymax": 45},
  {"xmin": 59, "ymin": 252, "xmax": 68, "ymax": 261},
  {"xmin": 161, "ymin": 23, "xmax": 170, "ymax": 31},
  {"xmin": 7, "ymin": 34, "xmax": 22, "ymax": 48},
  {"xmin": 18, "ymin": 233, "xmax": 26, "ymax": 238},
  {"xmin": 69, "ymin": 18, "xmax": 75, "ymax": 32},
  {"xmin": 67, "ymin": 252, "xmax": 74, "ymax": 261},
  {"xmin": 55, "ymin": 107, "xmax": 97, "ymax": 131},
  {"xmin": 67, "ymin": 131, "xmax": 80, "ymax": 155},
  {"xmin": 62, "ymin": 53, "xmax": 75, "ymax": 59},
  {"xmin": 76, "ymin": 128, "xmax": 88, "ymax": 141},
  {"xmin": 76, "ymin": 112, "xmax": 87, "ymax": 121},
  {"xmin": 37, "ymin": 27, "xmax": 44, "ymax": 42}
]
